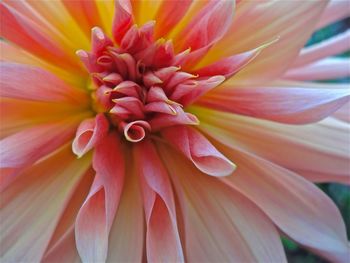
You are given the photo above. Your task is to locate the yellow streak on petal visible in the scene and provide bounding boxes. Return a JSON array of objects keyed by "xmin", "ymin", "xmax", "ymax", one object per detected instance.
[
  {"xmin": 96, "ymin": 0, "xmax": 115, "ymax": 35},
  {"xmin": 132, "ymin": 0, "xmax": 162, "ymax": 26}
]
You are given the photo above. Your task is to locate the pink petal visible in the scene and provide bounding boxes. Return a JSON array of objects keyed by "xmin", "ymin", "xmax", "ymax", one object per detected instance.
[
  {"xmin": 0, "ymin": 2, "xmax": 81, "ymax": 73},
  {"xmin": 134, "ymin": 140, "xmax": 184, "ymax": 262},
  {"xmin": 0, "ymin": 147, "xmax": 91, "ymax": 262},
  {"xmin": 0, "ymin": 63, "xmax": 88, "ymax": 105},
  {"xmin": 75, "ymin": 133, "xmax": 125, "ymax": 262},
  {"xmin": 112, "ymin": 0, "xmax": 134, "ymax": 44},
  {"xmin": 175, "ymin": 0, "xmax": 234, "ymax": 52},
  {"xmin": 72, "ymin": 114, "xmax": 109, "ymax": 158},
  {"xmin": 221, "ymin": 148, "xmax": 349, "ymax": 262},
  {"xmin": 294, "ymin": 29, "xmax": 350, "ymax": 67},
  {"xmin": 316, "ymin": 0, "xmax": 350, "ymax": 30},
  {"xmin": 149, "ymin": 105, "xmax": 199, "ymax": 131},
  {"xmin": 158, "ymin": 144, "xmax": 287, "ymax": 263},
  {"xmin": 198, "ymin": 86, "xmax": 350, "ymax": 124},
  {"xmin": 154, "ymin": 0, "xmax": 193, "ymax": 38},
  {"xmin": 200, "ymin": 0, "xmax": 328, "ymax": 85},
  {"xmin": 108, "ymin": 162, "xmax": 144, "ymax": 262},
  {"xmin": 177, "ymin": 75, "xmax": 225, "ymax": 106},
  {"xmin": 285, "ymin": 58, "xmax": 350, "ymax": 81},
  {"xmin": 43, "ymin": 169, "xmax": 94, "ymax": 263},
  {"xmin": 194, "ymin": 49, "xmax": 260, "ymax": 78},
  {"xmin": 161, "ymin": 126, "xmax": 235, "ymax": 176},
  {"xmin": 194, "ymin": 106, "xmax": 350, "ymax": 188},
  {"xmin": 0, "ymin": 119, "xmax": 79, "ymax": 170}
]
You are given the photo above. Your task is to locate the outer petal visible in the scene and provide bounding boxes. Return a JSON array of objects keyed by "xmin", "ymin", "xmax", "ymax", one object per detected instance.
[
  {"xmin": 218, "ymin": 146, "xmax": 349, "ymax": 262},
  {"xmin": 193, "ymin": 106, "xmax": 350, "ymax": 185},
  {"xmin": 0, "ymin": 146, "xmax": 91, "ymax": 262},
  {"xmin": 154, "ymin": 0, "xmax": 193, "ymax": 38},
  {"xmin": 0, "ymin": 41, "xmax": 84, "ymax": 87},
  {"xmin": 0, "ymin": 63, "xmax": 89, "ymax": 105},
  {"xmin": 0, "ymin": 117, "xmax": 86, "ymax": 190},
  {"xmin": 72, "ymin": 114, "xmax": 109, "ymax": 158},
  {"xmin": 316, "ymin": 0, "xmax": 350, "ymax": 30},
  {"xmin": 134, "ymin": 140, "xmax": 184, "ymax": 262},
  {"xmin": 158, "ymin": 143, "xmax": 287, "ymax": 263},
  {"xmin": 62, "ymin": 0, "xmax": 103, "ymax": 38},
  {"xmin": 0, "ymin": 98, "xmax": 87, "ymax": 139},
  {"xmin": 294, "ymin": 29, "xmax": 350, "ymax": 67},
  {"xmin": 197, "ymin": 86, "xmax": 350, "ymax": 124},
  {"xmin": 199, "ymin": 0, "xmax": 328, "ymax": 85},
  {"xmin": 75, "ymin": 133, "xmax": 125, "ymax": 262},
  {"xmin": 107, "ymin": 152, "xmax": 144, "ymax": 263},
  {"xmin": 0, "ymin": 2, "xmax": 83, "ymax": 73},
  {"xmin": 175, "ymin": 0, "xmax": 234, "ymax": 52},
  {"xmin": 161, "ymin": 126, "xmax": 235, "ymax": 176},
  {"xmin": 284, "ymin": 58, "xmax": 350, "ymax": 81},
  {"xmin": 42, "ymin": 168, "xmax": 94, "ymax": 263}
]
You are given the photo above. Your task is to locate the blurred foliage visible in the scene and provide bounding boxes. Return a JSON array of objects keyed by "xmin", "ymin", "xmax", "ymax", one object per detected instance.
[{"xmin": 282, "ymin": 18, "xmax": 350, "ymax": 263}]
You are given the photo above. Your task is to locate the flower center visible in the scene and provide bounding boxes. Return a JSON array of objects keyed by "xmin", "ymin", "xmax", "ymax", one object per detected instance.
[{"xmin": 77, "ymin": 26, "xmax": 201, "ymax": 142}]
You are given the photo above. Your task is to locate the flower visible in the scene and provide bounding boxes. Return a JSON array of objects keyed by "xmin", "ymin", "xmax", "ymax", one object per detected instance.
[{"xmin": 0, "ymin": 0, "xmax": 349, "ymax": 262}]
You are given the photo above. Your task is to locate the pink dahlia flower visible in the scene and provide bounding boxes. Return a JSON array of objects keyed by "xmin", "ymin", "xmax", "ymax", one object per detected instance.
[{"xmin": 1, "ymin": 0, "xmax": 350, "ymax": 262}]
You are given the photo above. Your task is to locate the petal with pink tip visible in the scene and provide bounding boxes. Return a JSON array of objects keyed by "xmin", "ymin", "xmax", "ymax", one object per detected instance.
[
  {"xmin": 161, "ymin": 126, "xmax": 235, "ymax": 176},
  {"xmin": 0, "ymin": 147, "xmax": 91, "ymax": 262},
  {"xmin": 179, "ymin": 75, "xmax": 225, "ymax": 106},
  {"xmin": 285, "ymin": 58, "xmax": 350, "ymax": 81},
  {"xmin": 158, "ymin": 144, "xmax": 287, "ymax": 263},
  {"xmin": 294, "ymin": 30, "xmax": 350, "ymax": 67},
  {"xmin": 149, "ymin": 105, "xmax": 199, "ymax": 131},
  {"xmin": 112, "ymin": 0, "xmax": 134, "ymax": 44},
  {"xmin": 72, "ymin": 114, "xmax": 109, "ymax": 158},
  {"xmin": 0, "ymin": 63, "xmax": 88, "ymax": 105},
  {"xmin": 134, "ymin": 140, "xmax": 184, "ymax": 262},
  {"xmin": 75, "ymin": 133, "xmax": 125, "ymax": 263},
  {"xmin": 198, "ymin": 86, "xmax": 350, "ymax": 124},
  {"xmin": 220, "ymin": 147, "xmax": 349, "ymax": 263}
]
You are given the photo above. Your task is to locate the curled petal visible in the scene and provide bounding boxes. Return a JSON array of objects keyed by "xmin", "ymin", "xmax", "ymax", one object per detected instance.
[
  {"xmin": 161, "ymin": 126, "xmax": 235, "ymax": 176},
  {"xmin": 198, "ymin": 87, "xmax": 350, "ymax": 124},
  {"xmin": 122, "ymin": 120, "xmax": 151, "ymax": 143},
  {"xmin": 72, "ymin": 114, "xmax": 109, "ymax": 158},
  {"xmin": 75, "ymin": 133, "xmax": 125, "ymax": 263}
]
